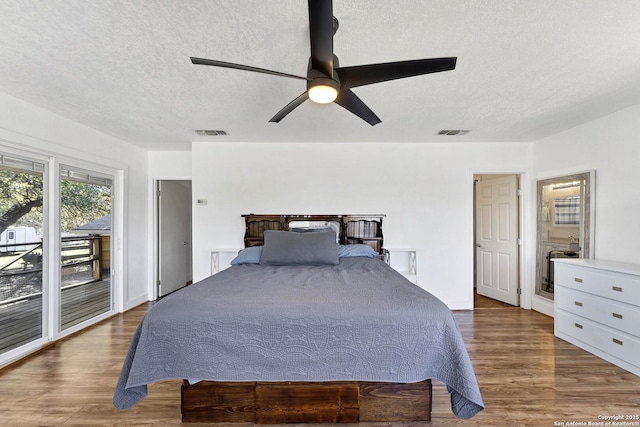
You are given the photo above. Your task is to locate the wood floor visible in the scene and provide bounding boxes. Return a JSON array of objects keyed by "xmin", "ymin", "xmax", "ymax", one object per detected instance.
[{"xmin": 1, "ymin": 294, "xmax": 639, "ymax": 426}]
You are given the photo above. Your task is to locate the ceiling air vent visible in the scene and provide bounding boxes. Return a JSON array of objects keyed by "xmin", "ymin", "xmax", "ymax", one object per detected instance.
[
  {"xmin": 437, "ymin": 129, "xmax": 470, "ymax": 136},
  {"xmin": 195, "ymin": 130, "xmax": 228, "ymax": 136}
]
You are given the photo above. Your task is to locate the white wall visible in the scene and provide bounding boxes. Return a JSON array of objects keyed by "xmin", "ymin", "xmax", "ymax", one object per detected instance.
[
  {"xmin": 0, "ymin": 92, "xmax": 150, "ymax": 310},
  {"xmin": 192, "ymin": 141, "xmax": 533, "ymax": 309},
  {"xmin": 148, "ymin": 151, "xmax": 192, "ymax": 179},
  {"xmin": 534, "ymin": 102, "xmax": 640, "ymax": 263}
]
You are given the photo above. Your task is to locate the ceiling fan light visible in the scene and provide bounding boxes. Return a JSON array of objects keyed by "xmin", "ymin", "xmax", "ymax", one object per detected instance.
[
  {"xmin": 308, "ymin": 78, "xmax": 339, "ymax": 104},
  {"xmin": 308, "ymin": 85, "xmax": 338, "ymax": 103}
]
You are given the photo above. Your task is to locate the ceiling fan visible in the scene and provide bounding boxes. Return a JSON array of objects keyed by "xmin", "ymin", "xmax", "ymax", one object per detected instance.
[{"xmin": 190, "ymin": 0, "xmax": 457, "ymax": 126}]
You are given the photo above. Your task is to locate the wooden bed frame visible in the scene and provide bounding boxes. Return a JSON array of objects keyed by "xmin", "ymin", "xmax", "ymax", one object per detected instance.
[
  {"xmin": 181, "ymin": 380, "xmax": 432, "ymax": 423},
  {"xmin": 241, "ymin": 214, "xmax": 386, "ymax": 254},
  {"xmin": 181, "ymin": 214, "xmax": 433, "ymax": 424}
]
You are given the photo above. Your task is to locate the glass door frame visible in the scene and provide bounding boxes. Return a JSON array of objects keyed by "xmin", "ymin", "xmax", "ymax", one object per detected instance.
[
  {"xmin": 0, "ymin": 149, "xmax": 49, "ymax": 363},
  {"xmin": 0, "ymin": 145, "xmax": 124, "ymax": 366},
  {"xmin": 53, "ymin": 159, "xmax": 122, "ymax": 340}
]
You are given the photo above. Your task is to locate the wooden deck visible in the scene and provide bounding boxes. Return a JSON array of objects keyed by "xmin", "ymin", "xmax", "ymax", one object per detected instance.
[
  {"xmin": 0, "ymin": 295, "xmax": 42, "ymax": 354},
  {"xmin": 61, "ymin": 278, "xmax": 111, "ymax": 330},
  {"xmin": 0, "ymin": 279, "xmax": 111, "ymax": 354}
]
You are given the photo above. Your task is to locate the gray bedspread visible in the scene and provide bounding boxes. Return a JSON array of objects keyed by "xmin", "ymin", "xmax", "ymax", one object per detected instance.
[{"xmin": 113, "ymin": 257, "xmax": 483, "ymax": 418}]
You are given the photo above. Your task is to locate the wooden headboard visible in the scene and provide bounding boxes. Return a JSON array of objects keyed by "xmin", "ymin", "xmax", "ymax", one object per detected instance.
[{"xmin": 241, "ymin": 214, "xmax": 386, "ymax": 254}]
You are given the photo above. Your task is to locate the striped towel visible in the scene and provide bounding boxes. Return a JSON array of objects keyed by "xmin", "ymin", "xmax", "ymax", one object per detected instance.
[{"xmin": 554, "ymin": 197, "xmax": 580, "ymax": 224}]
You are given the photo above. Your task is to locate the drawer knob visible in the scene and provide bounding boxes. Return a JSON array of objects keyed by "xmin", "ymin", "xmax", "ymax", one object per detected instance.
[
  {"xmin": 612, "ymin": 286, "xmax": 623, "ymax": 292},
  {"xmin": 574, "ymin": 323, "xmax": 583, "ymax": 329},
  {"xmin": 612, "ymin": 338, "xmax": 623, "ymax": 346},
  {"xmin": 612, "ymin": 313, "xmax": 623, "ymax": 319},
  {"xmin": 574, "ymin": 301, "xmax": 583, "ymax": 307},
  {"xmin": 574, "ymin": 277, "xmax": 583, "ymax": 283}
]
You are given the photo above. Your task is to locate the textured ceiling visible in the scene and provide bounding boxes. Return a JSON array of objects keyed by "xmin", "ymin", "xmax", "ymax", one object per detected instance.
[{"xmin": 1, "ymin": 1, "xmax": 640, "ymax": 151}]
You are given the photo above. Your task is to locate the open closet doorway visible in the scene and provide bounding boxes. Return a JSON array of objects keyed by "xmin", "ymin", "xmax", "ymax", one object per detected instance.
[
  {"xmin": 156, "ymin": 180, "xmax": 192, "ymax": 298},
  {"xmin": 473, "ymin": 174, "xmax": 521, "ymax": 307}
]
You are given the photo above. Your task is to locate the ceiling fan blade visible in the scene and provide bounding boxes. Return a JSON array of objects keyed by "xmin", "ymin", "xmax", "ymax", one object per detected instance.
[
  {"xmin": 269, "ymin": 92, "xmax": 309, "ymax": 123},
  {"xmin": 334, "ymin": 89, "xmax": 381, "ymax": 126},
  {"xmin": 190, "ymin": 57, "xmax": 309, "ymax": 81},
  {"xmin": 336, "ymin": 57, "xmax": 457, "ymax": 89},
  {"xmin": 308, "ymin": 0, "xmax": 334, "ymax": 77}
]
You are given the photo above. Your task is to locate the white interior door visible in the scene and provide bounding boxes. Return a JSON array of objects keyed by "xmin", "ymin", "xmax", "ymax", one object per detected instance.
[
  {"xmin": 476, "ymin": 175, "xmax": 519, "ymax": 306},
  {"xmin": 158, "ymin": 180, "xmax": 191, "ymax": 297}
]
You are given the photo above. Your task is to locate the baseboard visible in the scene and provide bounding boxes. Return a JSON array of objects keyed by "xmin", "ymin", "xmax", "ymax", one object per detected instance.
[
  {"xmin": 531, "ymin": 295, "xmax": 554, "ymax": 317},
  {"xmin": 126, "ymin": 294, "xmax": 149, "ymax": 311}
]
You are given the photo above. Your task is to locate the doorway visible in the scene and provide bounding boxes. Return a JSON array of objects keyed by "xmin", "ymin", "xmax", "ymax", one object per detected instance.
[
  {"xmin": 474, "ymin": 174, "xmax": 521, "ymax": 307},
  {"xmin": 156, "ymin": 180, "xmax": 192, "ymax": 298}
]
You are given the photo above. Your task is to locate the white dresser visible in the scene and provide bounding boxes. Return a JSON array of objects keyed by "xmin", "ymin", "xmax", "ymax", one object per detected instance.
[{"xmin": 554, "ymin": 259, "xmax": 640, "ymax": 376}]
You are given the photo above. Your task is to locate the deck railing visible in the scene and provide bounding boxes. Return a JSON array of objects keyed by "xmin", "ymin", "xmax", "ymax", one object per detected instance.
[
  {"xmin": 0, "ymin": 241, "xmax": 43, "ymax": 304},
  {"xmin": 0, "ymin": 235, "xmax": 104, "ymax": 304},
  {"xmin": 0, "ymin": 235, "xmax": 111, "ymax": 354}
]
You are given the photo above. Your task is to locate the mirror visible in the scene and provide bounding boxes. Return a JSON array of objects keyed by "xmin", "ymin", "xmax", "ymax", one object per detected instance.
[
  {"xmin": 536, "ymin": 171, "xmax": 594, "ymax": 299},
  {"xmin": 288, "ymin": 220, "xmax": 341, "ymax": 242}
]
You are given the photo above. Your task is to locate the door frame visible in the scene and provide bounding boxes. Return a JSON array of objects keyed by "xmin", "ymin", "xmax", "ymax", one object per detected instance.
[
  {"xmin": 472, "ymin": 171, "xmax": 528, "ymax": 309},
  {"xmin": 0, "ymin": 145, "xmax": 124, "ymax": 368},
  {"xmin": 56, "ymin": 162, "xmax": 119, "ymax": 334},
  {"xmin": 152, "ymin": 178, "xmax": 192, "ymax": 300}
]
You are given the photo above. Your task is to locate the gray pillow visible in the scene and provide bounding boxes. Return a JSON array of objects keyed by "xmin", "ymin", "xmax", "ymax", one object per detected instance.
[
  {"xmin": 337, "ymin": 244, "xmax": 378, "ymax": 258},
  {"xmin": 230, "ymin": 246, "xmax": 262, "ymax": 265},
  {"xmin": 259, "ymin": 230, "xmax": 339, "ymax": 265}
]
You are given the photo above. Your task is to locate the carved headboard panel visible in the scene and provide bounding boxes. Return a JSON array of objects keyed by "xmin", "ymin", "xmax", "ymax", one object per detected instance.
[{"xmin": 241, "ymin": 214, "xmax": 385, "ymax": 253}]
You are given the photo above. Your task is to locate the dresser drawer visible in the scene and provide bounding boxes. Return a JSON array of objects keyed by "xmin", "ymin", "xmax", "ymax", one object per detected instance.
[
  {"xmin": 556, "ymin": 286, "xmax": 640, "ymax": 337},
  {"xmin": 556, "ymin": 310, "xmax": 640, "ymax": 369},
  {"xmin": 554, "ymin": 263, "xmax": 640, "ymax": 304}
]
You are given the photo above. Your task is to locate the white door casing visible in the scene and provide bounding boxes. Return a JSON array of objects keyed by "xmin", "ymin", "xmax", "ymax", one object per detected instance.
[
  {"xmin": 157, "ymin": 180, "xmax": 191, "ymax": 297},
  {"xmin": 476, "ymin": 175, "xmax": 520, "ymax": 306}
]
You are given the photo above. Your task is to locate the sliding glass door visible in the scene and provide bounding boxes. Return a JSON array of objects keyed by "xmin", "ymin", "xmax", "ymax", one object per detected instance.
[
  {"xmin": 0, "ymin": 155, "xmax": 45, "ymax": 354},
  {"xmin": 59, "ymin": 166, "xmax": 112, "ymax": 331},
  {"xmin": 0, "ymin": 151, "xmax": 120, "ymax": 364}
]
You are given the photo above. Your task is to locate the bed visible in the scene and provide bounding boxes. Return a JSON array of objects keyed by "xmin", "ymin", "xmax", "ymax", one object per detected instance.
[{"xmin": 113, "ymin": 214, "xmax": 483, "ymax": 423}]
